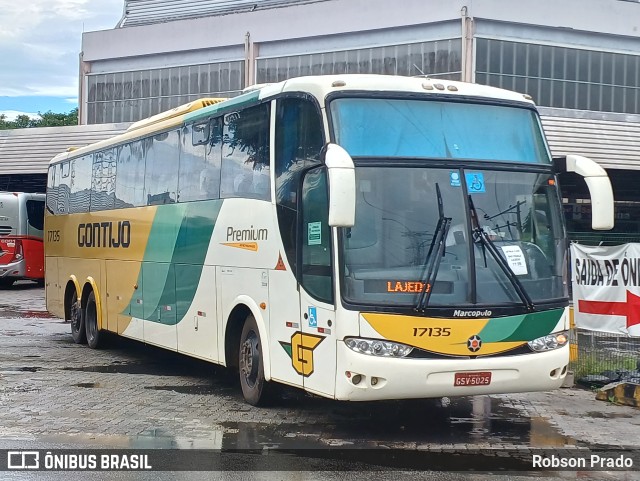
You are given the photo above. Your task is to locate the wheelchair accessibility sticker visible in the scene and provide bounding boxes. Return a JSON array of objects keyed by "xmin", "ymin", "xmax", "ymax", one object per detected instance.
[
  {"xmin": 308, "ymin": 306, "xmax": 317, "ymax": 328},
  {"xmin": 466, "ymin": 172, "xmax": 485, "ymax": 193}
]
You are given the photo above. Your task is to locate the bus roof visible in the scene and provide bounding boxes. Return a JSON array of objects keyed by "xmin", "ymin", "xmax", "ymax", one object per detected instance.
[{"xmin": 50, "ymin": 75, "xmax": 536, "ymax": 165}]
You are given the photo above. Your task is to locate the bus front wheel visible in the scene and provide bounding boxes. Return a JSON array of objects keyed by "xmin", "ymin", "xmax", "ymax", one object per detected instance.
[
  {"xmin": 239, "ymin": 314, "xmax": 273, "ymax": 406},
  {"xmin": 85, "ymin": 291, "xmax": 103, "ymax": 349},
  {"xmin": 70, "ymin": 298, "xmax": 86, "ymax": 344}
]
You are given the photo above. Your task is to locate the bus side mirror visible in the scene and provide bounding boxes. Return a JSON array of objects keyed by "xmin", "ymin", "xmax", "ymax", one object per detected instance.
[
  {"xmin": 324, "ymin": 144, "xmax": 356, "ymax": 227},
  {"xmin": 554, "ymin": 155, "xmax": 614, "ymax": 230}
]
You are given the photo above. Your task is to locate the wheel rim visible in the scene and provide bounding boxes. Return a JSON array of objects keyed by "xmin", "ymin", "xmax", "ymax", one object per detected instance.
[
  {"xmin": 71, "ymin": 302, "xmax": 82, "ymax": 333},
  {"xmin": 240, "ymin": 330, "xmax": 259, "ymax": 388},
  {"xmin": 86, "ymin": 302, "xmax": 97, "ymax": 342}
]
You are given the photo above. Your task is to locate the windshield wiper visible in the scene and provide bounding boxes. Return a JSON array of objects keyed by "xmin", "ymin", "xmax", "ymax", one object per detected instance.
[
  {"xmin": 468, "ymin": 195, "xmax": 535, "ymax": 311},
  {"xmin": 415, "ymin": 184, "xmax": 451, "ymax": 312}
]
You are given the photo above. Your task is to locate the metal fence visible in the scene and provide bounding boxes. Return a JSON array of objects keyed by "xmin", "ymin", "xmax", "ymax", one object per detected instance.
[{"xmin": 570, "ymin": 328, "xmax": 640, "ymax": 380}]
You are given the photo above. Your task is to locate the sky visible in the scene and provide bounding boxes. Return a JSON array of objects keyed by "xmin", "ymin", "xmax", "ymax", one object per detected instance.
[{"xmin": 0, "ymin": 0, "xmax": 125, "ymax": 120}]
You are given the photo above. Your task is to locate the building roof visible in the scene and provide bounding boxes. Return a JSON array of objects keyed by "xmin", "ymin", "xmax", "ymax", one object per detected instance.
[
  {"xmin": 0, "ymin": 123, "xmax": 131, "ymax": 175},
  {"xmin": 118, "ymin": 0, "xmax": 330, "ymax": 28}
]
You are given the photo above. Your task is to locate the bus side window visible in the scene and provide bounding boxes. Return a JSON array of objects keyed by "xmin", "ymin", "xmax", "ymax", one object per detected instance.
[
  {"xmin": 220, "ymin": 104, "xmax": 271, "ymax": 201},
  {"xmin": 46, "ymin": 164, "xmax": 58, "ymax": 214},
  {"xmin": 26, "ymin": 200, "xmax": 45, "ymax": 234},
  {"xmin": 300, "ymin": 168, "xmax": 333, "ymax": 304},
  {"xmin": 69, "ymin": 155, "xmax": 93, "ymax": 214},
  {"xmin": 145, "ymin": 130, "xmax": 180, "ymax": 205},
  {"xmin": 275, "ymin": 96, "xmax": 324, "ymax": 273},
  {"xmin": 91, "ymin": 149, "xmax": 117, "ymax": 211},
  {"xmin": 115, "ymin": 141, "xmax": 146, "ymax": 208},
  {"xmin": 178, "ymin": 119, "xmax": 221, "ymax": 202},
  {"xmin": 57, "ymin": 161, "xmax": 71, "ymax": 214}
]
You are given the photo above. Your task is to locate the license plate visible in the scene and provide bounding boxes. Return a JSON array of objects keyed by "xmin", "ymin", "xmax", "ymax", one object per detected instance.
[{"xmin": 454, "ymin": 371, "xmax": 492, "ymax": 387}]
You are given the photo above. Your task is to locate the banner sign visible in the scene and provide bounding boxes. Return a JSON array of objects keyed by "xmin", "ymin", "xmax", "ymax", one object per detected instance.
[{"xmin": 571, "ymin": 243, "xmax": 640, "ymax": 337}]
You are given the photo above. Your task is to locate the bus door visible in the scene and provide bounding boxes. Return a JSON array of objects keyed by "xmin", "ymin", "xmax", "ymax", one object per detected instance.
[{"xmin": 298, "ymin": 168, "xmax": 336, "ymax": 398}]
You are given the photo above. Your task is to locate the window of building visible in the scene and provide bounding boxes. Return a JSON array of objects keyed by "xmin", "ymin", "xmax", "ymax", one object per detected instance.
[
  {"xmin": 257, "ymin": 39, "xmax": 462, "ymax": 84},
  {"xmin": 476, "ymin": 38, "xmax": 640, "ymax": 114},
  {"xmin": 87, "ymin": 61, "xmax": 245, "ymax": 124}
]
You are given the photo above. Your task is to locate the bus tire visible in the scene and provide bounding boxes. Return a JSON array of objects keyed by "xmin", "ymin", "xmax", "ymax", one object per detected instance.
[
  {"xmin": 239, "ymin": 314, "xmax": 273, "ymax": 406},
  {"xmin": 85, "ymin": 291, "xmax": 102, "ymax": 349},
  {"xmin": 0, "ymin": 279, "xmax": 14, "ymax": 289},
  {"xmin": 70, "ymin": 298, "xmax": 86, "ymax": 344}
]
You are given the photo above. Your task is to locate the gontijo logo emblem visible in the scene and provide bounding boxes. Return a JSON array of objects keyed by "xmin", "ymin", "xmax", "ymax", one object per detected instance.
[{"xmin": 279, "ymin": 331, "xmax": 324, "ymax": 376}]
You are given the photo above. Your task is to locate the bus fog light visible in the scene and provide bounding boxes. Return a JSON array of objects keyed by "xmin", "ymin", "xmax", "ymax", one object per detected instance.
[
  {"xmin": 352, "ymin": 374, "xmax": 362, "ymax": 385},
  {"xmin": 371, "ymin": 377, "xmax": 378, "ymax": 386},
  {"xmin": 344, "ymin": 337, "xmax": 413, "ymax": 357},
  {"xmin": 528, "ymin": 331, "xmax": 569, "ymax": 352}
]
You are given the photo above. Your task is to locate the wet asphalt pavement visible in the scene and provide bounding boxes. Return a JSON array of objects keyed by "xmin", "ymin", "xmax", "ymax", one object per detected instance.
[{"xmin": 1, "ymin": 282, "xmax": 639, "ymax": 480}]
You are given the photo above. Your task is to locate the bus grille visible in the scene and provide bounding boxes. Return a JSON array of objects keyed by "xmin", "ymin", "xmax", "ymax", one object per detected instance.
[{"xmin": 0, "ymin": 226, "xmax": 12, "ymax": 236}]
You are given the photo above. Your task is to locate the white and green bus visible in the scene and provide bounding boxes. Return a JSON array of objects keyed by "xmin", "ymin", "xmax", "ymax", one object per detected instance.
[{"xmin": 45, "ymin": 75, "xmax": 613, "ymax": 405}]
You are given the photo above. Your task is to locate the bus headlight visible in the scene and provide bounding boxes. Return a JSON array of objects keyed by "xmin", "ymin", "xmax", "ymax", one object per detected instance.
[
  {"xmin": 528, "ymin": 331, "xmax": 569, "ymax": 352},
  {"xmin": 344, "ymin": 337, "xmax": 413, "ymax": 357}
]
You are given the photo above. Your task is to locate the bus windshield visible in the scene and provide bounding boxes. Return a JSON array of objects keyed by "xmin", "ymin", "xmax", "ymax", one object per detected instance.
[
  {"xmin": 340, "ymin": 166, "xmax": 566, "ymax": 309},
  {"xmin": 330, "ymin": 98, "xmax": 551, "ymax": 164}
]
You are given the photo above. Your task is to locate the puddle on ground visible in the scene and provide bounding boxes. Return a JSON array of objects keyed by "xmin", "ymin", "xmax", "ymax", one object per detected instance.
[
  {"xmin": 0, "ymin": 306, "xmax": 54, "ymax": 319},
  {"xmin": 584, "ymin": 411, "xmax": 634, "ymax": 419},
  {"xmin": 0, "ymin": 366, "xmax": 43, "ymax": 373},
  {"xmin": 73, "ymin": 382, "xmax": 103, "ymax": 388},
  {"xmin": 63, "ymin": 363, "xmax": 188, "ymax": 375},
  {"xmin": 144, "ymin": 385, "xmax": 218, "ymax": 395}
]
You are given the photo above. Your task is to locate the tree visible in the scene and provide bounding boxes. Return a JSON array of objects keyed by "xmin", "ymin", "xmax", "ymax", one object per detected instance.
[{"xmin": 0, "ymin": 108, "xmax": 78, "ymax": 130}]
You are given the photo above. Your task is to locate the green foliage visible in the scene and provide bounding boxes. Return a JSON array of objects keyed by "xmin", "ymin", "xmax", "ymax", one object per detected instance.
[
  {"xmin": 572, "ymin": 352, "xmax": 637, "ymax": 380},
  {"xmin": 0, "ymin": 108, "xmax": 78, "ymax": 130}
]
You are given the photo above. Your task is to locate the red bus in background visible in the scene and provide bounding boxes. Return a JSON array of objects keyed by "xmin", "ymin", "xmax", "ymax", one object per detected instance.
[{"xmin": 0, "ymin": 192, "xmax": 45, "ymax": 288}]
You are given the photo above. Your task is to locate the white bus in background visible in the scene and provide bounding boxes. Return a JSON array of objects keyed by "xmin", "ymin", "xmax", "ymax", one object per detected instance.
[
  {"xmin": 0, "ymin": 192, "xmax": 46, "ymax": 288},
  {"xmin": 45, "ymin": 75, "xmax": 613, "ymax": 405}
]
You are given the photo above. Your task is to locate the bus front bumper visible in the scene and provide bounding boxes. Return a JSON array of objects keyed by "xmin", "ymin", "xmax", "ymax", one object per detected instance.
[{"xmin": 335, "ymin": 341, "xmax": 569, "ymax": 401}]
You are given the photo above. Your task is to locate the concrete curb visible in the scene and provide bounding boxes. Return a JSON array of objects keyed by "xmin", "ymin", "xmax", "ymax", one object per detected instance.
[{"xmin": 596, "ymin": 381, "xmax": 640, "ymax": 407}]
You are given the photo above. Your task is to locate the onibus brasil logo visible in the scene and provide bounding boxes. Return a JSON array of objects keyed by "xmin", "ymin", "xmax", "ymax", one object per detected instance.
[{"xmin": 279, "ymin": 332, "xmax": 324, "ymax": 376}]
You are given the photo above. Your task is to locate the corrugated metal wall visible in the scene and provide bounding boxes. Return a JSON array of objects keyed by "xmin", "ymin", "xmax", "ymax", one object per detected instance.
[
  {"xmin": 540, "ymin": 108, "xmax": 640, "ymax": 170},
  {"xmin": 119, "ymin": 0, "xmax": 330, "ymax": 27},
  {"xmin": 0, "ymin": 124, "xmax": 131, "ymax": 175}
]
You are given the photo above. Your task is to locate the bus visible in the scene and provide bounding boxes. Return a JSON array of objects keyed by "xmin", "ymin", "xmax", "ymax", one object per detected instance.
[
  {"xmin": 0, "ymin": 192, "xmax": 45, "ymax": 288},
  {"xmin": 45, "ymin": 75, "xmax": 614, "ymax": 405}
]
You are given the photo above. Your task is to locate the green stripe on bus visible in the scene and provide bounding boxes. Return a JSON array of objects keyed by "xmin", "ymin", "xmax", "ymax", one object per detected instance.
[
  {"xmin": 125, "ymin": 200, "xmax": 222, "ymax": 325},
  {"xmin": 478, "ymin": 309, "xmax": 564, "ymax": 343}
]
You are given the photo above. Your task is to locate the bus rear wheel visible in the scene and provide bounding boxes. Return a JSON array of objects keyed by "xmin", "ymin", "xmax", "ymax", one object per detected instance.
[
  {"xmin": 239, "ymin": 314, "xmax": 273, "ymax": 406},
  {"xmin": 70, "ymin": 298, "xmax": 86, "ymax": 344},
  {"xmin": 85, "ymin": 291, "xmax": 103, "ymax": 349},
  {"xmin": 0, "ymin": 279, "xmax": 14, "ymax": 289}
]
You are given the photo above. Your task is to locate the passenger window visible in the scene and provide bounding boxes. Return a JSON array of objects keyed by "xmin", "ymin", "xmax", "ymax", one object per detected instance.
[
  {"xmin": 26, "ymin": 200, "xmax": 45, "ymax": 233},
  {"xmin": 46, "ymin": 164, "xmax": 58, "ymax": 214},
  {"xmin": 69, "ymin": 155, "xmax": 93, "ymax": 214},
  {"xmin": 115, "ymin": 142, "xmax": 146, "ymax": 208},
  {"xmin": 91, "ymin": 149, "xmax": 118, "ymax": 211},
  {"xmin": 145, "ymin": 130, "xmax": 180, "ymax": 205},
  {"xmin": 179, "ymin": 119, "xmax": 222, "ymax": 202},
  {"xmin": 220, "ymin": 103, "xmax": 271, "ymax": 200},
  {"xmin": 300, "ymin": 168, "xmax": 333, "ymax": 304},
  {"xmin": 57, "ymin": 161, "xmax": 71, "ymax": 214}
]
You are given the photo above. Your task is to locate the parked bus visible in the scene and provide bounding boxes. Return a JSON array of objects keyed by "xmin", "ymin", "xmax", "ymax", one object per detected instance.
[
  {"xmin": 0, "ymin": 192, "xmax": 45, "ymax": 288},
  {"xmin": 45, "ymin": 75, "xmax": 614, "ymax": 405}
]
